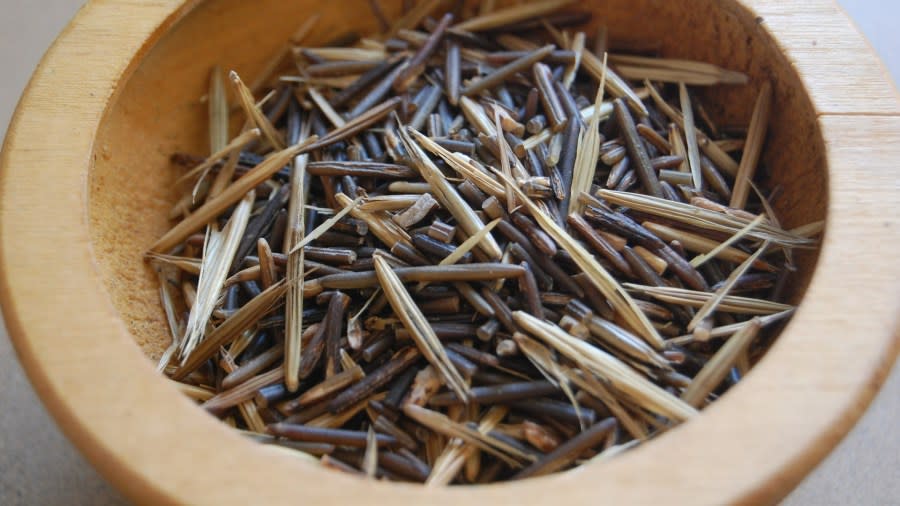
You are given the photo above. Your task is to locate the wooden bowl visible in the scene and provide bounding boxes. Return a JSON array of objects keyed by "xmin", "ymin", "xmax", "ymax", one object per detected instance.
[{"xmin": 2, "ymin": 0, "xmax": 898, "ymax": 503}]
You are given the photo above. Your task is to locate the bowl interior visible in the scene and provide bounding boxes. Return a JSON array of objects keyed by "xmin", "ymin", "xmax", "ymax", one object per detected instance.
[{"xmin": 88, "ymin": 0, "xmax": 826, "ymax": 366}]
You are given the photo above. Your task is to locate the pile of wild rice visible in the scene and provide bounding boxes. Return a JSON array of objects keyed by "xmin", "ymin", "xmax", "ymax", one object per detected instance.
[{"xmin": 148, "ymin": 0, "xmax": 820, "ymax": 484}]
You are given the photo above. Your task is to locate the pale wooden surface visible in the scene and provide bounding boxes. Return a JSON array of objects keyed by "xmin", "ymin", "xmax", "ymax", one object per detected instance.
[{"xmin": 0, "ymin": 0, "xmax": 897, "ymax": 505}]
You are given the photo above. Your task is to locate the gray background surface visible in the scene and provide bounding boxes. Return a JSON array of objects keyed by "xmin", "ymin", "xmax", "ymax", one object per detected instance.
[{"xmin": 0, "ymin": 1, "xmax": 897, "ymax": 504}]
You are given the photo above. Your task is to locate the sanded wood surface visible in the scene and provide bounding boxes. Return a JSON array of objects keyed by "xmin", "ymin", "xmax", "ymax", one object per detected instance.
[{"xmin": 0, "ymin": 0, "xmax": 898, "ymax": 505}]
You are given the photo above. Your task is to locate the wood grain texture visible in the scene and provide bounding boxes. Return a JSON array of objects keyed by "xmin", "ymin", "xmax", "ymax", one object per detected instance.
[
  {"xmin": 0, "ymin": 0, "xmax": 897, "ymax": 505},
  {"xmin": 752, "ymin": 0, "xmax": 900, "ymax": 114}
]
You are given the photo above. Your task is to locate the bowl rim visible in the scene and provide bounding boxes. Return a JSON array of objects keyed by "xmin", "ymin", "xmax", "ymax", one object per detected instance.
[{"xmin": 2, "ymin": 0, "xmax": 899, "ymax": 504}]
